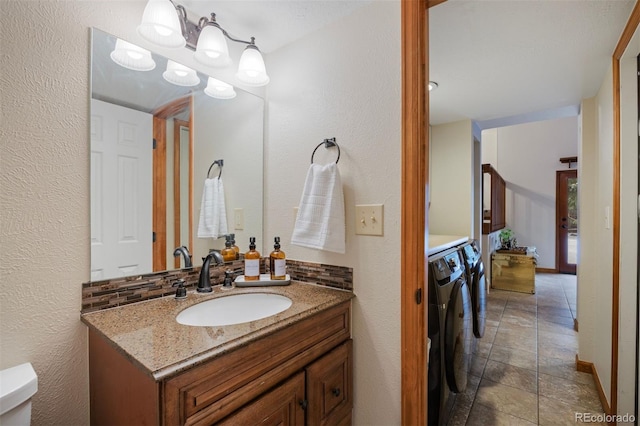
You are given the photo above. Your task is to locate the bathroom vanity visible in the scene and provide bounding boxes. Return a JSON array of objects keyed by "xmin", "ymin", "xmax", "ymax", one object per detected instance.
[{"xmin": 82, "ymin": 282, "xmax": 353, "ymax": 425}]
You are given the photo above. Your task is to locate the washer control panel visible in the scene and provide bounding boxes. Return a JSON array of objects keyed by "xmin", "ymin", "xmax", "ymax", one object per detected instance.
[{"xmin": 430, "ymin": 249, "xmax": 464, "ymax": 284}]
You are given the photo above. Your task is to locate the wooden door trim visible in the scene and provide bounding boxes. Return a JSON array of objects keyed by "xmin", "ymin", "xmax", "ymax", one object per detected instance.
[
  {"xmin": 611, "ymin": 1, "xmax": 640, "ymax": 415},
  {"xmin": 188, "ymin": 96, "xmax": 194, "ymax": 258},
  {"xmin": 556, "ymin": 169, "xmax": 577, "ymax": 274},
  {"xmin": 401, "ymin": 0, "xmax": 428, "ymax": 424},
  {"xmin": 173, "ymin": 119, "xmax": 190, "ymax": 269},
  {"xmin": 152, "ymin": 116, "xmax": 167, "ymax": 272}
]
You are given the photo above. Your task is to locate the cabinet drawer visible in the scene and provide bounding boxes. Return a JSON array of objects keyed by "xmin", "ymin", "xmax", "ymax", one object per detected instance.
[{"xmin": 306, "ymin": 340, "xmax": 353, "ymax": 426}]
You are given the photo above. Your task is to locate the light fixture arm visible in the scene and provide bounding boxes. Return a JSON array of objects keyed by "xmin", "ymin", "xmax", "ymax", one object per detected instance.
[
  {"xmin": 171, "ymin": 3, "xmax": 260, "ymax": 51},
  {"xmin": 205, "ymin": 13, "xmax": 256, "ymax": 47}
]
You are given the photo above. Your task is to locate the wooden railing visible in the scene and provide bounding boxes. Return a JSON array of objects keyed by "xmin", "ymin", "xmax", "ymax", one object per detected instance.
[{"xmin": 482, "ymin": 163, "xmax": 506, "ymax": 234}]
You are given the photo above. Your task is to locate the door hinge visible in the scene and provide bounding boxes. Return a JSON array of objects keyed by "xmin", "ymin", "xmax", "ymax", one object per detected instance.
[
  {"xmin": 415, "ymin": 288, "xmax": 422, "ymax": 305},
  {"xmin": 153, "ymin": 138, "xmax": 157, "ymax": 149},
  {"xmin": 152, "ymin": 231, "xmax": 156, "ymax": 243}
]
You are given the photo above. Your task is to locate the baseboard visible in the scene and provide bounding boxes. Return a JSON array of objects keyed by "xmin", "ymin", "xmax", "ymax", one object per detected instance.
[
  {"xmin": 536, "ymin": 267, "xmax": 558, "ymax": 273},
  {"xmin": 575, "ymin": 354, "xmax": 592, "ymax": 373},
  {"xmin": 575, "ymin": 355, "xmax": 612, "ymax": 415},
  {"xmin": 574, "ymin": 318, "xmax": 579, "ymax": 332}
]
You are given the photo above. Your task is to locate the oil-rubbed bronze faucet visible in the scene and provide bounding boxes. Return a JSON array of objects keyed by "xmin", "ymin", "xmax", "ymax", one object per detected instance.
[
  {"xmin": 197, "ymin": 251, "xmax": 224, "ymax": 293},
  {"xmin": 173, "ymin": 246, "xmax": 193, "ymax": 268}
]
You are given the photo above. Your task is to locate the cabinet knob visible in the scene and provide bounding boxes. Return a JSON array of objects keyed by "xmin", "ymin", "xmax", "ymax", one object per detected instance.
[
  {"xmin": 331, "ymin": 388, "xmax": 341, "ymax": 397},
  {"xmin": 299, "ymin": 399, "xmax": 308, "ymax": 410}
]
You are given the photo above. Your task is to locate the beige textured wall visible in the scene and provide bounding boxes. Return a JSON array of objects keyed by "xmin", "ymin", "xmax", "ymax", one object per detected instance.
[
  {"xmin": 577, "ymin": 97, "xmax": 597, "ymax": 365},
  {"xmin": 0, "ymin": 2, "xmax": 147, "ymax": 424},
  {"xmin": 264, "ymin": 2, "xmax": 402, "ymax": 424},
  {"xmin": 1, "ymin": 1, "xmax": 403, "ymax": 424},
  {"xmin": 578, "ymin": 67, "xmax": 614, "ymax": 404},
  {"xmin": 430, "ymin": 120, "xmax": 474, "ymax": 237},
  {"xmin": 593, "ymin": 64, "xmax": 614, "ymax": 404}
]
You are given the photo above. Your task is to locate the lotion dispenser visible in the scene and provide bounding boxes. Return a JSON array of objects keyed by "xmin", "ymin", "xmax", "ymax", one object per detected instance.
[
  {"xmin": 244, "ymin": 237, "xmax": 261, "ymax": 281},
  {"xmin": 269, "ymin": 237, "xmax": 286, "ymax": 280},
  {"xmin": 221, "ymin": 235, "xmax": 236, "ymax": 262}
]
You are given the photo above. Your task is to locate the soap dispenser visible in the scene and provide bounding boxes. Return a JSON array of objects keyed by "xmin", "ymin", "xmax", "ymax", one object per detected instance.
[
  {"xmin": 269, "ymin": 236, "xmax": 287, "ymax": 280},
  {"xmin": 244, "ymin": 237, "xmax": 261, "ymax": 281},
  {"xmin": 230, "ymin": 233, "xmax": 240, "ymax": 260},
  {"xmin": 221, "ymin": 235, "xmax": 236, "ymax": 262}
]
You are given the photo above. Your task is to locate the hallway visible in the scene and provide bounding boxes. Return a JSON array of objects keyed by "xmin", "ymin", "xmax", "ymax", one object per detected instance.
[{"xmin": 448, "ymin": 273, "xmax": 605, "ymax": 425}]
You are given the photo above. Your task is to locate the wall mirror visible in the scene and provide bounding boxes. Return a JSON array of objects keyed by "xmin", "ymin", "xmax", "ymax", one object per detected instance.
[{"xmin": 90, "ymin": 28, "xmax": 264, "ymax": 281}]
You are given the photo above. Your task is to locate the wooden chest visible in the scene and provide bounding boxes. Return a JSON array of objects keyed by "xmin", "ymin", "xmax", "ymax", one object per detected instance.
[{"xmin": 491, "ymin": 252, "xmax": 536, "ymax": 294}]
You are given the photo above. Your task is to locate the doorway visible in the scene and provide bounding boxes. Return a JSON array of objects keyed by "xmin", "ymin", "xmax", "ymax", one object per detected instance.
[{"xmin": 556, "ymin": 169, "xmax": 578, "ymax": 274}]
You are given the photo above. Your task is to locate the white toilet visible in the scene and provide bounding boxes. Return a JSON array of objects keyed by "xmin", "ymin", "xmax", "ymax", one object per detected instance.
[{"xmin": 0, "ymin": 363, "xmax": 38, "ymax": 425}]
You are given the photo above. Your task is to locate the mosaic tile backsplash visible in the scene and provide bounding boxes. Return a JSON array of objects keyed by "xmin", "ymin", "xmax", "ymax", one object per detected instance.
[{"xmin": 82, "ymin": 259, "xmax": 353, "ymax": 313}]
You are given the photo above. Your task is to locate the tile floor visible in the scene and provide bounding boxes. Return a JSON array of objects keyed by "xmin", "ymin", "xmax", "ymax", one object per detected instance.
[{"xmin": 447, "ymin": 273, "xmax": 606, "ymax": 426}]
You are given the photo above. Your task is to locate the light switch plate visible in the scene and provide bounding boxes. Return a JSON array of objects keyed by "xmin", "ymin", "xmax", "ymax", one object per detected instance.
[
  {"xmin": 355, "ymin": 204, "xmax": 384, "ymax": 236},
  {"xmin": 234, "ymin": 208, "xmax": 244, "ymax": 230}
]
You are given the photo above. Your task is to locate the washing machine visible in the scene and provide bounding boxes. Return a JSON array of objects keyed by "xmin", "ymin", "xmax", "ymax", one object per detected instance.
[
  {"xmin": 459, "ymin": 239, "xmax": 487, "ymax": 339},
  {"xmin": 428, "ymin": 248, "xmax": 473, "ymax": 426}
]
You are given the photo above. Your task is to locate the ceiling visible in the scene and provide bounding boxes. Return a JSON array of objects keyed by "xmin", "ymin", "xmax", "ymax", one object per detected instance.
[
  {"xmin": 189, "ymin": 0, "xmax": 635, "ymax": 129},
  {"xmin": 117, "ymin": 1, "xmax": 635, "ymax": 128},
  {"xmin": 182, "ymin": 0, "xmax": 369, "ymax": 54},
  {"xmin": 429, "ymin": 0, "xmax": 635, "ymax": 128}
]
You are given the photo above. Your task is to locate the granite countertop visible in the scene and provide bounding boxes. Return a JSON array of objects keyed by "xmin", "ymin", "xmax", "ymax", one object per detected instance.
[{"xmin": 81, "ymin": 281, "xmax": 353, "ymax": 381}]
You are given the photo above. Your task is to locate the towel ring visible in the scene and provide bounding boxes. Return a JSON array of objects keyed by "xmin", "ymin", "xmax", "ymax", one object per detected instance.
[
  {"xmin": 311, "ymin": 138, "xmax": 340, "ymax": 164},
  {"xmin": 207, "ymin": 159, "xmax": 224, "ymax": 179}
]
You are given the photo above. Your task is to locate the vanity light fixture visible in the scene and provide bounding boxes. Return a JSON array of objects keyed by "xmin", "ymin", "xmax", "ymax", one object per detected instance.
[
  {"xmin": 163, "ymin": 60, "xmax": 200, "ymax": 86},
  {"xmin": 137, "ymin": 0, "xmax": 186, "ymax": 48},
  {"xmin": 110, "ymin": 39, "xmax": 156, "ymax": 71},
  {"xmin": 137, "ymin": 0, "xmax": 270, "ymax": 86},
  {"xmin": 204, "ymin": 77, "xmax": 237, "ymax": 99},
  {"xmin": 428, "ymin": 81, "xmax": 439, "ymax": 91}
]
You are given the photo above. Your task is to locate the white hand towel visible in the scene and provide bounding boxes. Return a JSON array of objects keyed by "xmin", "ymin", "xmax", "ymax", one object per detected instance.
[
  {"xmin": 291, "ymin": 163, "xmax": 345, "ymax": 254},
  {"xmin": 197, "ymin": 177, "xmax": 228, "ymax": 239}
]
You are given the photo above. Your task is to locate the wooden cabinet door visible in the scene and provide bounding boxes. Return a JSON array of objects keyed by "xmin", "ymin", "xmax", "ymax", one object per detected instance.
[
  {"xmin": 218, "ymin": 372, "xmax": 306, "ymax": 426},
  {"xmin": 306, "ymin": 340, "xmax": 353, "ymax": 426}
]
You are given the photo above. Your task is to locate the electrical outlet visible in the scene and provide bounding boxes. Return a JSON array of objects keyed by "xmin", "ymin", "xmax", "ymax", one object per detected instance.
[
  {"xmin": 355, "ymin": 204, "xmax": 384, "ymax": 236},
  {"xmin": 234, "ymin": 208, "xmax": 244, "ymax": 230}
]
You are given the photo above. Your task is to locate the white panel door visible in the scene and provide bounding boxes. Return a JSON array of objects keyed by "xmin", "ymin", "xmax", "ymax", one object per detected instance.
[{"xmin": 91, "ymin": 99, "xmax": 153, "ymax": 280}]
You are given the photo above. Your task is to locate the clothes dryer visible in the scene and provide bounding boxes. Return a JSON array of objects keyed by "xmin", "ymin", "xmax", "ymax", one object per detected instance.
[
  {"xmin": 459, "ymin": 240, "xmax": 487, "ymax": 339},
  {"xmin": 427, "ymin": 248, "xmax": 473, "ymax": 426}
]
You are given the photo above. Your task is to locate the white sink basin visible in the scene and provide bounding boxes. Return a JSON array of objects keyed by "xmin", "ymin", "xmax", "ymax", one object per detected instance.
[{"xmin": 176, "ymin": 293, "xmax": 293, "ymax": 327}]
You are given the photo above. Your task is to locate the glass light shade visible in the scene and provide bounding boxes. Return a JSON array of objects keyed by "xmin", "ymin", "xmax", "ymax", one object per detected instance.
[
  {"xmin": 110, "ymin": 39, "xmax": 156, "ymax": 71},
  {"xmin": 194, "ymin": 25, "xmax": 232, "ymax": 68},
  {"xmin": 137, "ymin": 0, "xmax": 186, "ymax": 48},
  {"xmin": 236, "ymin": 46, "xmax": 270, "ymax": 87},
  {"xmin": 162, "ymin": 60, "xmax": 200, "ymax": 86},
  {"xmin": 204, "ymin": 77, "xmax": 236, "ymax": 99}
]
